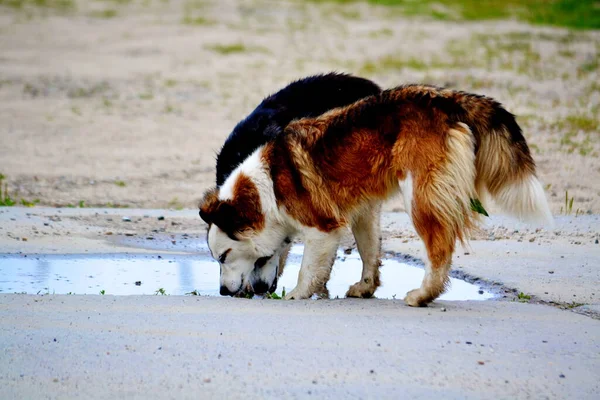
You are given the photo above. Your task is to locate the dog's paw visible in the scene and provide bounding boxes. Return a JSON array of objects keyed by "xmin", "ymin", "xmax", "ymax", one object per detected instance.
[
  {"xmin": 346, "ymin": 281, "xmax": 376, "ymax": 298},
  {"xmin": 284, "ymin": 287, "xmax": 310, "ymax": 300},
  {"xmin": 404, "ymin": 289, "xmax": 428, "ymax": 307}
]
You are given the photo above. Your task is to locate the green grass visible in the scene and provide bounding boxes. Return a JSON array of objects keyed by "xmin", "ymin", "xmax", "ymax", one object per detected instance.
[
  {"xmin": 560, "ymin": 115, "xmax": 599, "ymax": 133},
  {"xmin": 565, "ymin": 301, "xmax": 585, "ymax": 309},
  {"xmin": 99, "ymin": 289, "xmax": 106, "ymax": 295},
  {"xmin": 163, "ymin": 103, "xmax": 175, "ymax": 114},
  {"xmin": 206, "ymin": 43, "xmax": 248, "ymax": 55},
  {"xmin": 90, "ymin": 9, "xmax": 118, "ymax": 18},
  {"xmin": 562, "ymin": 190, "xmax": 575, "ymax": 215},
  {"xmin": 0, "ymin": 174, "xmax": 16, "ymax": 206},
  {"xmin": 0, "ymin": 0, "xmax": 74, "ymax": 11},
  {"xmin": 105, "ymin": 202, "xmax": 130, "ymax": 208},
  {"xmin": 266, "ymin": 287, "xmax": 286, "ymax": 299},
  {"xmin": 517, "ymin": 292, "xmax": 531, "ymax": 302},
  {"xmin": 182, "ymin": 15, "xmax": 212, "ymax": 25},
  {"xmin": 68, "ymin": 83, "xmax": 110, "ymax": 98},
  {"xmin": 20, "ymin": 198, "xmax": 40, "ymax": 207},
  {"xmin": 114, "ymin": 180, "xmax": 126, "ymax": 187},
  {"xmin": 310, "ymin": 0, "xmax": 600, "ymax": 29},
  {"xmin": 554, "ymin": 115, "xmax": 599, "ymax": 157},
  {"xmin": 167, "ymin": 197, "xmax": 184, "ymax": 210},
  {"xmin": 64, "ymin": 200, "xmax": 86, "ymax": 208},
  {"xmin": 360, "ymin": 56, "xmax": 430, "ymax": 74},
  {"xmin": 155, "ymin": 288, "xmax": 167, "ymax": 295},
  {"xmin": 205, "ymin": 43, "xmax": 269, "ymax": 56},
  {"xmin": 470, "ymin": 198, "xmax": 489, "ymax": 216},
  {"xmin": 0, "ymin": 174, "xmax": 39, "ymax": 207}
]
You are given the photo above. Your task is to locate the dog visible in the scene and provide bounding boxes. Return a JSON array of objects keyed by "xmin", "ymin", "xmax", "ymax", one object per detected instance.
[
  {"xmin": 200, "ymin": 84, "xmax": 553, "ymax": 306},
  {"xmin": 211, "ymin": 73, "xmax": 381, "ymax": 295}
]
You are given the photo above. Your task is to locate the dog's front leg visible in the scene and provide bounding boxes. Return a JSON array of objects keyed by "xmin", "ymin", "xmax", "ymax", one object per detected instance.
[
  {"xmin": 285, "ymin": 228, "xmax": 342, "ymax": 300},
  {"xmin": 346, "ymin": 201, "xmax": 383, "ymax": 298}
]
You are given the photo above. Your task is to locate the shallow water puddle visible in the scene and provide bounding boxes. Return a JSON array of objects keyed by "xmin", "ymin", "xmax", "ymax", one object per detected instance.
[{"xmin": 0, "ymin": 245, "xmax": 493, "ymax": 300}]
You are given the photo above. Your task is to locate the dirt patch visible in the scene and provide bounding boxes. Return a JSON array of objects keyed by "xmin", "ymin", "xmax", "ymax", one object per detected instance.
[{"xmin": 0, "ymin": 0, "xmax": 599, "ymax": 214}]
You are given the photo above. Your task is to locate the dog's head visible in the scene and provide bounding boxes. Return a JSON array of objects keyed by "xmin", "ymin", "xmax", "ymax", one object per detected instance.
[{"xmin": 200, "ymin": 172, "xmax": 286, "ymax": 297}]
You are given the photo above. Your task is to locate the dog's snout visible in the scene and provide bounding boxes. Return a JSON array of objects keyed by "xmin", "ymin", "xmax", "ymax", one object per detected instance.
[{"xmin": 220, "ymin": 285, "xmax": 235, "ymax": 297}]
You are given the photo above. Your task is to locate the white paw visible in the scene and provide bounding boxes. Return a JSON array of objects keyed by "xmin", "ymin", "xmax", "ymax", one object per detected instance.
[
  {"xmin": 346, "ymin": 281, "xmax": 376, "ymax": 298},
  {"xmin": 404, "ymin": 289, "xmax": 426, "ymax": 307},
  {"xmin": 284, "ymin": 287, "xmax": 310, "ymax": 300}
]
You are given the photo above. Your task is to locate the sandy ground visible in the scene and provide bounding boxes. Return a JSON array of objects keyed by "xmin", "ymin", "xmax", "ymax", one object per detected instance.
[{"xmin": 0, "ymin": 0, "xmax": 599, "ymax": 213}]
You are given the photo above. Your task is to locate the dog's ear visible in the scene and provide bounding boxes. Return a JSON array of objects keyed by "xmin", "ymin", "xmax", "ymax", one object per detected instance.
[
  {"xmin": 199, "ymin": 187, "xmax": 220, "ymax": 225},
  {"xmin": 198, "ymin": 175, "xmax": 265, "ymax": 240}
]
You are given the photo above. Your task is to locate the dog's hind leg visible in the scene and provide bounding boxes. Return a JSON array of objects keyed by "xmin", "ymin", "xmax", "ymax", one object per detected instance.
[
  {"xmin": 404, "ymin": 205, "xmax": 455, "ymax": 307},
  {"xmin": 404, "ymin": 124, "xmax": 477, "ymax": 307},
  {"xmin": 285, "ymin": 228, "xmax": 342, "ymax": 300},
  {"xmin": 346, "ymin": 201, "xmax": 383, "ymax": 298}
]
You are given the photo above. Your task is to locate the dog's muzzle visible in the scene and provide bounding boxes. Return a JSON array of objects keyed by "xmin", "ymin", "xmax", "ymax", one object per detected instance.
[
  {"xmin": 220, "ymin": 285, "xmax": 235, "ymax": 296},
  {"xmin": 252, "ymin": 276, "xmax": 278, "ymax": 295}
]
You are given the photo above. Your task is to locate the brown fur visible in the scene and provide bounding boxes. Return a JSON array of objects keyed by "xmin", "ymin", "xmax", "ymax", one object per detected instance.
[
  {"xmin": 259, "ymin": 85, "xmax": 540, "ymax": 305},
  {"xmin": 199, "ymin": 173, "xmax": 264, "ymax": 240}
]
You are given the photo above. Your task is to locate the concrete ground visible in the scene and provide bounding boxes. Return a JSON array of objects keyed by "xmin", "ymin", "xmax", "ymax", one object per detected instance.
[
  {"xmin": 0, "ymin": 207, "xmax": 599, "ymax": 398},
  {"xmin": 1, "ymin": 295, "xmax": 598, "ymax": 400}
]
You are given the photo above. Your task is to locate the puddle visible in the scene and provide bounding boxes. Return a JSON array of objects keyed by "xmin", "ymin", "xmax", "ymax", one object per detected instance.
[{"xmin": 0, "ymin": 245, "xmax": 493, "ymax": 300}]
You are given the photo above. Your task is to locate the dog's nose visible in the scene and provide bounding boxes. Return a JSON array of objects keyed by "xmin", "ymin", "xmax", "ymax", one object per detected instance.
[
  {"xmin": 252, "ymin": 280, "xmax": 270, "ymax": 295},
  {"xmin": 220, "ymin": 286, "xmax": 235, "ymax": 296}
]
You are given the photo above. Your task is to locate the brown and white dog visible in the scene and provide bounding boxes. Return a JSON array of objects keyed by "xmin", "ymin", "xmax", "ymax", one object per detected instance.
[{"xmin": 199, "ymin": 84, "xmax": 552, "ymax": 306}]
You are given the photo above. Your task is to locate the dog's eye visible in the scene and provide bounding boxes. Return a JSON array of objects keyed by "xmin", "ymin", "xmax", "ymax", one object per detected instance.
[
  {"xmin": 254, "ymin": 255, "xmax": 272, "ymax": 269},
  {"xmin": 218, "ymin": 249, "xmax": 231, "ymax": 264}
]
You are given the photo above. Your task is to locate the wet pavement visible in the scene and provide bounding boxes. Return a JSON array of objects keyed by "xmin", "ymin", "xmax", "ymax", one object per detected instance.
[{"xmin": 0, "ymin": 244, "xmax": 493, "ymax": 300}]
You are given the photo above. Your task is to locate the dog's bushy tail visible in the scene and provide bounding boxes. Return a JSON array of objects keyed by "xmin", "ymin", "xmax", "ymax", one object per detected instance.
[
  {"xmin": 452, "ymin": 91, "xmax": 553, "ymax": 225},
  {"xmin": 393, "ymin": 84, "xmax": 553, "ymax": 225}
]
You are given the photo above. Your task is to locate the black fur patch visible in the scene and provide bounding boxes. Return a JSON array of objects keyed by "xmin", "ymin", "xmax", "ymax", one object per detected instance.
[{"xmin": 215, "ymin": 73, "xmax": 381, "ymax": 186}]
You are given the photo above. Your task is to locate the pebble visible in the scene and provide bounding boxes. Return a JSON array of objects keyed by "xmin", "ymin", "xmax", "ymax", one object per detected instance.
[
  {"xmin": 158, "ymin": 216, "xmax": 165, "ymax": 221},
  {"xmin": 122, "ymin": 217, "xmax": 131, "ymax": 222},
  {"xmin": 440, "ymin": 307, "xmax": 447, "ymax": 312}
]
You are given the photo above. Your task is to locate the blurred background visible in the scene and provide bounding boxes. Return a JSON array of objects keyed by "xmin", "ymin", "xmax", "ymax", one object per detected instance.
[{"xmin": 0, "ymin": 0, "xmax": 598, "ymax": 214}]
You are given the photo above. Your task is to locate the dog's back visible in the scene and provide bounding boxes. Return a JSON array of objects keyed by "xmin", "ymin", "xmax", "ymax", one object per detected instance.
[{"xmin": 215, "ymin": 73, "xmax": 381, "ymax": 186}]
